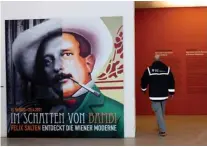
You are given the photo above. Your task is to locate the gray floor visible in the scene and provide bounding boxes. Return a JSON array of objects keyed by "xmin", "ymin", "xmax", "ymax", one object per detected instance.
[{"xmin": 1, "ymin": 115, "xmax": 207, "ymax": 146}]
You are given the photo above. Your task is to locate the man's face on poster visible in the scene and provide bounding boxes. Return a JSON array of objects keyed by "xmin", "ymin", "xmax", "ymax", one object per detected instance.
[{"xmin": 40, "ymin": 33, "xmax": 95, "ymax": 98}]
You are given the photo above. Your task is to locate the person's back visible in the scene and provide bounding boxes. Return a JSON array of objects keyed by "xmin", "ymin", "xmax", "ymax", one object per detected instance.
[
  {"xmin": 145, "ymin": 60, "xmax": 174, "ymax": 100},
  {"xmin": 140, "ymin": 55, "xmax": 175, "ymax": 136}
]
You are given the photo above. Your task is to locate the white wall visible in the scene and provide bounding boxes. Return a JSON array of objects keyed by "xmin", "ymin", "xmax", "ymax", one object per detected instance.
[{"xmin": 1, "ymin": 1, "xmax": 135, "ymax": 138}]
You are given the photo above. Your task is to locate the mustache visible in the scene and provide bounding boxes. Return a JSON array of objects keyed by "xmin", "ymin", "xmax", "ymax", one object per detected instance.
[{"xmin": 53, "ymin": 73, "xmax": 72, "ymax": 83}]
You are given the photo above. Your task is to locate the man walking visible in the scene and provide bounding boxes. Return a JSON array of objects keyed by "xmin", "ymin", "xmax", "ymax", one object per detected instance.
[{"xmin": 141, "ymin": 54, "xmax": 175, "ymax": 136}]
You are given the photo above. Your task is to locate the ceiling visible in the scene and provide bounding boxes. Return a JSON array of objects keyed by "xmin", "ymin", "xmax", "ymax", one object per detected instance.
[{"xmin": 135, "ymin": 1, "xmax": 207, "ymax": 8}]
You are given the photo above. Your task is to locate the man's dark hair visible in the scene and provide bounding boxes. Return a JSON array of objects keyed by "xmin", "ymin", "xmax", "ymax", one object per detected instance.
[
  {"xmin": 65, "ymin": 32, "xmax": 91, "ymax": 58},
  {"xmin": 34, "ymin": 31, "xmax": 91, "ymax": 85},
  {"xmin": 38, "ymin": 31, "xmax": 91, "ymax": 58}
]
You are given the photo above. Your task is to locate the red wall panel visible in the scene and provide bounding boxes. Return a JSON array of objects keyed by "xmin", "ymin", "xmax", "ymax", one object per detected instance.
[{"xmin": 135, "ymin": 7, "xmax": 207, "ymax": 115}]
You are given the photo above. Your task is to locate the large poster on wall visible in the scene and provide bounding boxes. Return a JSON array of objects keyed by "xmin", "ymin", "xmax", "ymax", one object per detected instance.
[{"xmin": 6, "ymin": 17, "xmax": 124, "ymax": 138}]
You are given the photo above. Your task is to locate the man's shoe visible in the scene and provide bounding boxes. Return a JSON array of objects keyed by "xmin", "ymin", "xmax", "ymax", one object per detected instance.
[{"xmin": 159, "ymin": 132, "xmax": 166, "ymax": 137}]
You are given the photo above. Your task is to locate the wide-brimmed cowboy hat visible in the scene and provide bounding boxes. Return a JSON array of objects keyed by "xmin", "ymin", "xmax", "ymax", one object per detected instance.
[{"xmin": 12, "ymin": 18, "xmax": 113, "ymax": 83}]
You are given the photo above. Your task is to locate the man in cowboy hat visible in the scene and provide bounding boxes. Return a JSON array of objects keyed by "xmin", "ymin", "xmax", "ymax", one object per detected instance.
[{"xmin": 9, "ymin": 18, "xmax": 124, "ymax": 138}]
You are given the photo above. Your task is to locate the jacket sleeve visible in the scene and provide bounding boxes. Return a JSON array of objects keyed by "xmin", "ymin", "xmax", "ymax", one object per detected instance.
[
  {"xmin": 168, "ymin": 70, "xmax": 175, "ymax": 95},
  {"xmin": 141, "ymin": 68, "xmax": 149, "ymax": 92}
]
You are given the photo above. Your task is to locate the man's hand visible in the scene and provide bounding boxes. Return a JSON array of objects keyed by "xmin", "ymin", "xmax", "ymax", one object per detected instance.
[
  {"xmin": 169, "ymin": 95, "xmax": 174, "ymax": 99},
  {"xmin": 141, "ymin": 88, "xmax": 147, "ymax": 94},
  {"xmin": 141, "ymin": 89, "xmax": 146, "ymax": 94}
]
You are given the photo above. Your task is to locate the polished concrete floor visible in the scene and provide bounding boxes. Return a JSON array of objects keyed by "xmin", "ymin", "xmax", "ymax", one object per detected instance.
[{"xmin": 1, "ymin": 115, "xmax": 207, "ymax": 146}]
